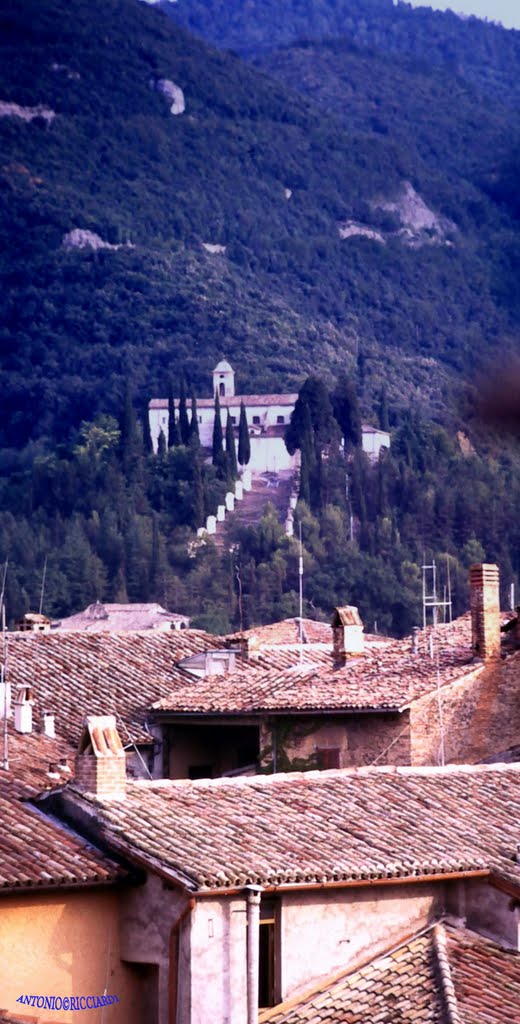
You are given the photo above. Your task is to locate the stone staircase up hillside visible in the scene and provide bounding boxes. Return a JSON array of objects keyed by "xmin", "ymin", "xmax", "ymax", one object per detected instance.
[{"xmin": 212, "ymin": 471, "xmax": 296, "ymax": 553}]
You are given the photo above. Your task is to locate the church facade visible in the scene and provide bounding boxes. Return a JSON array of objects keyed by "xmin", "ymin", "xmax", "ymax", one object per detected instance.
[{"xmin": 149, "ymin": 360, "xmax": 300, "ymax": 474}]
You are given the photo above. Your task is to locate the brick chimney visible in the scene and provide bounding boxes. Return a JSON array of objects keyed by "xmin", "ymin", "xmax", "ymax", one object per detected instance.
[
  {"xmin": 74, "ymin": 715, "xmax": 126, "ymax": 800},
  {"xmin": 469, "ymin": 563, "xmax": 501, "ymax": 661},
  {"xmin": 332, "ymin": 606, "xmax": 365, "ymax": 664}
]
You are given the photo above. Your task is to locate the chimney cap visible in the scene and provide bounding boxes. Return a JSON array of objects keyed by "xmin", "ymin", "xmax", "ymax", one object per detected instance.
[
  {"xmin": 331, "ymin": 606, "xmax": 363, "ymax": 629},
  {"xmin": 77, "ymin": 715, "xmax": 125, "ymax": 758}
]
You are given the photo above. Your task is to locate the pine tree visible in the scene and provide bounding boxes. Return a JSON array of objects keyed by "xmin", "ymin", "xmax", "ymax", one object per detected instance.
[
  {"xmin": 179, "ymin": 374, "xmax": 190, "ymax": 445},
  {"xmin": 225, "ymin": 410, "xmax": 238, "ymax": 482},
  {"xmin": 238, "ymin": 401, "xmax": 250, "ymax": 466},
  {"xmin": 168, "ymin": 381, "xmax": 180, "ymax": 448},
  {"xmin": 212, "ymin": 391, "xmax": 226, "ymax": 476},
  {"xmin": 189, "ymin": 390, "xmax": 200, "ymax": 444}
]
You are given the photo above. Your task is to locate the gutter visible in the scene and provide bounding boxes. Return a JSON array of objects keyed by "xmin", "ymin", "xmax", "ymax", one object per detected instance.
[{"xmin": 192, "ymin": 868, "xmax": 490, "ymax": 899}]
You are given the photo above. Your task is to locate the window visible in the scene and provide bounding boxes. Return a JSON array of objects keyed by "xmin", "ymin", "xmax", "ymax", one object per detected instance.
[
  {"xmin": 276, "ymin": 415, "xmax": 285, "ymax": 424},
  {"xmin": 316, "ymin": 747, "xmax": 340, "ymax": 770},
  {"xmin": 188, "ymin": 764, "xmax": 213, "ymax": 780},
  {"xmin": 219, "ymin": 382, "xmax": 225, "ymax": 397},
  {"xmin": 252, "ymin": 415, "xmax": 260, "ymax": 425},
  {"xmin": 231, "ymin": 416, "xmax": 237, "ymax": 425},
  {"xmin": 259, "ymin": 899, "xmax": 279, "ymax": 1008}
]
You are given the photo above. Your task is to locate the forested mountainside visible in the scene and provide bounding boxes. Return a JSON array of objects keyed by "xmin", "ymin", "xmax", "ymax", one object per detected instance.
[
  {"xmin": 2, "ymin": 0, "xmax": 520, "ymax": 631},
  {"xmin": 2, "ymin": 0, "xmax": 520, "ymax": 448},
  {"xmin": 162, "ymin": 0, "xmax": 520, "ymax": 106}
]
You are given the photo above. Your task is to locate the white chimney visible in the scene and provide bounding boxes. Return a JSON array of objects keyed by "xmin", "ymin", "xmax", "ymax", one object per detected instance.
[
  {"xmin": 332, "ymin": 606, "xmax": 365, "ymax": 663},
  {"xmin": 42, "ymin": 712, "xmax": 55, "ymax": 738},
  {"xmin": 14, "ymin": 686, "xmax": 33, "ymax": 734}
]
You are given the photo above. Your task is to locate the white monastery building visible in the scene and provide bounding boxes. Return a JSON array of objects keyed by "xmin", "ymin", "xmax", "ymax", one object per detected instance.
[{"xmin": 149, "ymin": 360, "xmax": 389, "ymax": 475}]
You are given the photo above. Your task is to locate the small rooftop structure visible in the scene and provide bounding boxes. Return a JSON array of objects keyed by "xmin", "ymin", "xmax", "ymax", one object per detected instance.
[
  {"xmin": 52, "ymin": 601, "xmax": 190, "ymax": 632},
  {"xmin": 15, "ymin": 612, "xmax": 51, "ymax": 634}
]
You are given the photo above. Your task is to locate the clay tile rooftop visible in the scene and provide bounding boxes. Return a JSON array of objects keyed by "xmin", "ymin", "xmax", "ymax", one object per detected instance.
[
  {"xmin": 64, "ymin": 762, "xmax": 520, "ymax": 893},
  {"xmin": 152, "ymin": 614, "xmax": 478, "ymax": 715},
  {"xmin": 4, "ymin": 628, "xmax": 222, "ymax": 746},
  {"xmin": 0, "ymin": 727, "xmax": 125, "ymax": 894},
  {"xmin": 260, "ymin": 921, "xmax": 520, "ymax": 1024}
]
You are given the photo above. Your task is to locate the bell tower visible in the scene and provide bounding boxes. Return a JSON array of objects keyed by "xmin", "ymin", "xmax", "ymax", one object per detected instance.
[{"xmin": 212, "ymin": 359, "xmax": 235, "ymax": 398}]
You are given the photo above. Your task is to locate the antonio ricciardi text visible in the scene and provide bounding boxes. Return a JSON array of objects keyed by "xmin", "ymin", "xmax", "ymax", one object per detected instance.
[{"xmin": 16, "ymin": 993, "xmax": 119, "ymax": 1010}]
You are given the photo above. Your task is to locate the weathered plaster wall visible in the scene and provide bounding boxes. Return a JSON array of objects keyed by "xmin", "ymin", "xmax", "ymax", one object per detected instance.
[
  {"xmin": 446, "ymin": 878, "xmax": 520, "ymax": 951},
  {"xmin": 263, "ymin": 712, "xmax": 411, "ymax": 772},
  {"xmin": 119, "ymin": 873, "xmax": 189, "ymax": 1024},
  {"xmin": 188, "ymin": 897, "xmax": 248, "ymax": 1024},
  {"xmin": 410, "ymin": 651, "xmax": 520, "ymax": 765},
  {"xmin": 279, "ymin": 881, "xmax": 444, "ymax": 1000},
  {"xmin": 0, "ymin": 888, "xmax": 142, "ymax": 1022}
]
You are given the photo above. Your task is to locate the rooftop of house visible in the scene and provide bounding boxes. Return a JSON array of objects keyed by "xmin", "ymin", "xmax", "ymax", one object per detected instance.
[
  {"xmin": 149, "ymin": 394, "xmax": 299, "ymax": 410},
  {"xmin": 51, "ymin": 601, "xmax": 190, "ymax": 632},
  {"xmin": 152, "ymin": 615, "xmax": 478, "ymax": 715},
  {"xmin": 0, "ymin": 727, "xmax": 125, "ymax": 895},
  {"xmin": 4, "ymin": 628, "xmax": 222, "ymax": 746},
  {"xmin": 226, "ymin": 617, "xmax": 339, "ymax": 648},
  {"xmin": 60, "ymin": 761, "xmax": 520, "ymax": 894},
  {"xmin": 260, "ymin": 922, "xmax": 520, "ymax": 1024}
]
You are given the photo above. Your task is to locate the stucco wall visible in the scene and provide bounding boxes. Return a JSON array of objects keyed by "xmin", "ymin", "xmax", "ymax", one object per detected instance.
[
  {"xmin": 0, "ymin": 888, "xmax": 143, "ymax": 1022},
  {"xmin": 188, "ymin": 897, "xmax": 248, "ymax": 1024},
  {"xmin": 279, "ymin": 882, "xmax": 444, "ymax": 1000},
  {"xmin": 119, "ymin": 873, "xmax": 189, "ymax": 1024},
  {"xmin": 447, "ymin": 878, "xmax": 520, "ymax": 951}
]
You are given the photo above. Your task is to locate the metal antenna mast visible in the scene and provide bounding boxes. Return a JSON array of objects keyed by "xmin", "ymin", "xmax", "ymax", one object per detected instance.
[
  {"xmin": 299, "ymin": 521, "xmax": 304, "ymax": 664},
  {"xmin": 39, "ymin": 556, "xmax": 47, "ymax": 616}
]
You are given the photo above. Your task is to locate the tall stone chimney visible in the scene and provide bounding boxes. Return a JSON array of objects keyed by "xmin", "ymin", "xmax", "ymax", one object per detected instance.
[
  {"xmin": 469, "ymin": 563, "xmax": 501, "ymax": 661},
  {"xmin": 332, "ymin": 606, "xmax": 365, "ymax": 664},
  {"xmin": 74, "ymin": 715, "xmax": 126, "ymax": 800}
]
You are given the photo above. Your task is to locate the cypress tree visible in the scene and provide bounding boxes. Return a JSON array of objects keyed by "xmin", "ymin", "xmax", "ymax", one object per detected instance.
[
  {"xmin": 212, "ymin": 391, "xmax": 226, "ymax": 476},
  {"xmin": 238, "ymin": 401, "xmax": 250, "ymax": 466},
  {"xmin": 168, "ymin": 381, "xmax": 180, "ymax": 448},
  {"xmin": 189, "ymin": 390, "xmax": 200, "ymax": 444},
  {"xmin": 379, "ymin": 387, "xmax": 390, "ymax": 432},
  {"xmin": 157, "ymin": 428, "xmax": 166, "ymax": 456},
  {"xmin": 142, "ymin": 404, "xmax": 153, "ymax": 455},
  {"xmin": 332, "ymin": 373, "xmax": 361, "ymax": 451},
  {"xmin": 119, "ymin": 379, "xmax": 142, "ymax": 480},
  {"xmin": 225, "ymin": 410, "xmax": 238, "ymax": 482},
  {"xmin": 179, "ymin": 374, "xmax": 190, "ymax": 445}
]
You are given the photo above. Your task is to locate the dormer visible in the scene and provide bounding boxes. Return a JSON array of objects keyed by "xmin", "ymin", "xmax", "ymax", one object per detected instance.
[
  {"xmin": 332, "ymin": 606, "xmax": 365, "ymax": 663},
  {"xmin": 212, "ymin": 359, "xmax": 235, "ymax": 398}
]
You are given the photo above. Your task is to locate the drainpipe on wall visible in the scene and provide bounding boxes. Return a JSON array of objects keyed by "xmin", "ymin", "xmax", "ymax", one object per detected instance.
[{"xmin": 245, "ymin": 884, "xmax": 263, "ymax": 1024}]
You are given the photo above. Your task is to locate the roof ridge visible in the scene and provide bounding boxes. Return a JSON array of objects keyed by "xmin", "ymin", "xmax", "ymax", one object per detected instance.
[{"xmin": 433, "ymin": 922, "xmax": 463, "ymax": 1024}]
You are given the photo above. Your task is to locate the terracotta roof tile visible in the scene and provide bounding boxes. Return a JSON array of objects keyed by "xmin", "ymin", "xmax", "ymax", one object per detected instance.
[
  {"xmin": 153, "ymin": 617, "xmax": 476, "ymax": 715},
  {"xmin": 52, "ymin": 602, "xmax": 190, "ymax": 632},
  {"xmin": 4, "ymin": 629, "xmax": 221, "ymax": 746},
  {"xmin": 261, "ymin": 923, "xmax": 520, "ymax": 1024},
  {"xmin": 0, "ymin": 730, "xmax": 125, "ymax": 893},
  {"xmin": 149, "ymin": 394, "xmax": 298, "ymax": 410},
  {"xmin": 66, "ymin": 763, "xmax": 520, "ymax": 892}
]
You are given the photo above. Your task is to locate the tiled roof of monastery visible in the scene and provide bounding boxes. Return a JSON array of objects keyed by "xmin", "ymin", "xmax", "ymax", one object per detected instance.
[
  {"xmin": 52, "ymin": 601, "xmax": 190, "ymax": 632},
  {"xmin": 5, "ymin": 629, "xmax": 222, "ymax": 745},
  {"xmin": 152, "ymin": 616, "xmax": 477, "ymax": 714},
  {"xmin": 260, "ymin": 923, "xmax": 520, "ymax": 1024},
  {"xmin": 0, "ymin": 728, "xmax": 125, "ymax": 894},
  {"xmin": 67, "ymin": 762, "xmax": 520, "ymax": 892},
  {"xmin": 149, "ymin": 394, "xmax": 298, "ymax": 409}
]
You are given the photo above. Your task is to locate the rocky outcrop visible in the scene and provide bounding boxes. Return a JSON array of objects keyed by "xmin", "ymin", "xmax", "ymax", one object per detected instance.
[
  {"xmin": 157, "ymin": 79, "xmax": 185, "ymax": 115},
  {"xmin": 62, "ymin": 229, "xmax": 131, "ymax": 252},
  {"xmin": 0, "ymin": 101, "xmax": 55, "ymax": 124}
]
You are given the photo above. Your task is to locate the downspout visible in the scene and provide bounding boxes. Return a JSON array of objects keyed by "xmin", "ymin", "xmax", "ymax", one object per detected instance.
[
  {"xmin": 246, "ymin": 885, "xmax": 263, "ymax": 1024},
  {"xmin": 169, "ymin": 897, "xmax": 195, "ymax": 1024}
]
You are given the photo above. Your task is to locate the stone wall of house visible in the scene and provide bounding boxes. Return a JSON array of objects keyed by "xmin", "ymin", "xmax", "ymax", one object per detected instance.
[
  {"xmin": 410, "ymin": 651, "xmax": 520, "ymax": 766},
  {"xmin": 260, "ymin": 712, "xmax": 411, "ymax": 772}
]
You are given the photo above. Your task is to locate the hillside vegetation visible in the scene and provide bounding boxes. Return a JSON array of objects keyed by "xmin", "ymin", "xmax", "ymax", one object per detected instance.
[{"xmin": 2, "ymin": 0, "xmax": 520, "ymax": 631}]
